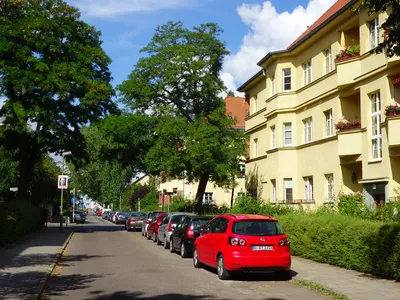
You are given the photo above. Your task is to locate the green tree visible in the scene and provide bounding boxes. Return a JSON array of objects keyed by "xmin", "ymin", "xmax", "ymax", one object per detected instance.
[
  {"xmin": 0, "ymin": 0, "xmax": 116, "ymax": 200},
  {"xmin": 356, "ymin": 1, "xmax": 400, "ymax": 57},
  {"xmin": 227, "ymin": 90, "xmax": 235, "ymax": 97},
  {"xmin": 119, "ymin": 21, "xmax": 246, "ymax": 213}
]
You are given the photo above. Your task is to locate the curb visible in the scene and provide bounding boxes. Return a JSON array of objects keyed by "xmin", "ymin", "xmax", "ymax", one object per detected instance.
[{"xmin": 29, "ymin": 231, "xmax": 74, "ymax": 300}]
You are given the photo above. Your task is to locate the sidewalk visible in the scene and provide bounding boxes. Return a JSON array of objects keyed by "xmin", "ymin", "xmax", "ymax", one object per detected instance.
[
  {"xmin": 0, "ymin": 224, "xmax": 72, "ymax": 300},
  {"xmin": 292, "ymin": 256, "xmax": 400, "ymax": 300}
]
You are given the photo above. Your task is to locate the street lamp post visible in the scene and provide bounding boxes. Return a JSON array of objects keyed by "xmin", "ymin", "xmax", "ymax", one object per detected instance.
[{"xmin": 60, "ymin": 151, "xmax": 72, "ymax": 232}]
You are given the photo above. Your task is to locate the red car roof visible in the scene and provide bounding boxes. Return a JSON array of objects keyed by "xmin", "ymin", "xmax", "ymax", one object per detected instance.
[{"xmin": 220, "ymin": 214, "xmax": 277, "ymax": 221}]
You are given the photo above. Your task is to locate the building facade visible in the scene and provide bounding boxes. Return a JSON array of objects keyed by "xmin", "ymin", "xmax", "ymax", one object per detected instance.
[{"xmin": 238, "ymin": 0, "xmax": 400, "ymax": 208}]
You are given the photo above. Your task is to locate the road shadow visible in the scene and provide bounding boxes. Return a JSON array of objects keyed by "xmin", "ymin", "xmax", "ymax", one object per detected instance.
[
  {"xmin": 200, "ymin": 264, "xmax": 296, "ymax": 282},
  {"xmin": 42, "ymin": 273, "xmax": 103, "ymax": 298},
  {"xmin": 81, "ymin": 291, "xmax": 286, "ymax": 300}
]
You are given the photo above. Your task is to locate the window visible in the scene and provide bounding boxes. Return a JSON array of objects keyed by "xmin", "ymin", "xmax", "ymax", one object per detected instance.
[
  {"xmin": 284, "ymin": 179, "xmax": 293, "ymax": 202},
  {"xmin": 271, "ymin": 75, "xmax": 275, "ymax": 96},
  {"xmin": 303, "ymin": 118, "xmax": 312, "ymax": 143},
  {"xmin": 369, "ymin": 18, "xmax": 379, "ymax": 49},
  {"xmin": 271, "ymin": 180, "xmax": 276, "ymax": 203},
  {"xmin": 370, "ymin": 92, "xmax": 382, "ymax": 160},
  {"xmin": 284, "ymin": 123, "xmax": 292, "ymax": 146},
  {"xmin": 325, "ymin": 174, "xmax": 334, "ymax": 202},
  {"xmin": 253, "ymin": 138, "xmax": 258, "ymax": 157},
  {"xmin": 239, "ymin": 164, "xmax": 245, "ymax": 177},
  {"xmin": 237, "ymin": 192, "xmax": 245, "ymax": 198},
  {"xmin": 304, "ymin": 177, "xmax": 313, "ymax": 201},
  {"xmin": 253, "ymin": 95, "xmax": 258, "ymax": 113},
  {"xmin": 271, "ymin": 126, "xmax": 276, "ymax": 148},
  {"xmin": 232, "ymin": 220, "xmax": 284, "ymax": 236},
  {"xmin": 303, "ymin": 60, "xmax": 312, "ymax": 85},
  {"xmin": 203, "ymin": 192, "xmax": 213, "ymax": 204},
  {"xmin": 324, "ymin": 47, "xmax": 332, "ymax": 74},
  {"xmin": 325, "ymin": 110, "xmax": 333, "ymax": 137},
  {"xmin": 205, "ymin": 218, "xmax": 220, "ymax": 233},
  {"xmin": 283, "ymin": 68, "xmax": 291, "ymax": 91},
  {"xmin": 215, "ymin": 218, "xmax": 229, "ymax": 233}
]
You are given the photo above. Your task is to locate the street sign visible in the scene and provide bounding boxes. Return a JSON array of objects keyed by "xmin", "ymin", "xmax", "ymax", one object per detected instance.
[
  {"xmin": 71, "ymin": 197, "xmax": 76, "ymax": 204},
  {"xmin": 58, "ymin": 175, "xmax": 69, "ymax": 189}
]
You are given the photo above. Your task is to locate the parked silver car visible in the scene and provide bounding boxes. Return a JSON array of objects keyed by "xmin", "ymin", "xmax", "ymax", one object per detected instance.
[{"xmin": 157, "ymin": 212, "xmax": 196, "ymax": 249}]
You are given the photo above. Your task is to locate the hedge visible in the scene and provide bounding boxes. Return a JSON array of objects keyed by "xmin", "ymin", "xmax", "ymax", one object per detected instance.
[
  {"xmin": 278, "ymin": 213, "xmax": 400, "ymax": 280},
  {"xmin": 0, "ymin": 201, "xmax": 47, "ymax": 247}
]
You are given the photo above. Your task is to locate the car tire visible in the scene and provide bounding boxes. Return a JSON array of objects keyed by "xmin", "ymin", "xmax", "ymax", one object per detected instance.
[
  {"xmin": 217, "ymin": 255, "xmax": 231, "ymax": 280},
  {"xmin": 193, "ymin": 247, "xmax": 202, "ymax": 268},
  {"xmin": 276, "ymin": 270, "xmax": 292, "ymax": 280},
  {"xmin": 156, "ymin": 235, "xmax": 161, "ymax": 246},
  {"xmin": 180, "ymin": 242, "xmax": 188, "ymax": 258},
  {"xmin": 152, "ymin": 233, "xmax": 157, "ymax": 243},
  {"xmin": 169, "ymin": 239, "xmax": 175, "ymax": 253},
  {"xmin": 141, "ymin": 230, "xmax": 144, "ymax": 236},
  {"xmin": 147, "ymin": 232, "xmax": 152, "ymax": 240},
  {"xmin": 164, "ymin": 236, "xmax": 170, "ymax": 249}
]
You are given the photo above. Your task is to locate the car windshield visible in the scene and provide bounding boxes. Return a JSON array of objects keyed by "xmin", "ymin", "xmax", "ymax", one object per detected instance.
[
  {"xmin": 192, "ymin": 218, "xmax": 211, "ymax": 229},
  {"xmin": 119, "ymin": 212, "xmax": 129, "ymax": 217},
  {"xmin": 130, "ymin": 212, "xmax": 146, "ymax": 217},
  {"xmin": 171, "ymin": 215, "xmax": 184, "ymax": 224},
  {"xmin": 75, "ymin": 211, "xmax": 85, "ymax": 215},
  {"xmin": 232, "ymin": 220, "xmax": 284, "ymax": 236}
]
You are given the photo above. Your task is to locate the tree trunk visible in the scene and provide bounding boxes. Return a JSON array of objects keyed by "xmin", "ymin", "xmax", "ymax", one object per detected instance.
[
  {"xmin": 194, "ymin": 172, "xmax": 210, "ymax": 214},
  {"xmin": 230, "ymin": 177, "xmax": 235, "ymax": 208},
  {"xmin": 17, "ymin": 133, "xmax": 30, "ymax": 201}
]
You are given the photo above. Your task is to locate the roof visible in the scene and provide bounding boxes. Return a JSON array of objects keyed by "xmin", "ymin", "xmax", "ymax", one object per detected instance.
[
  {"xmin": 237, "ymin": 69, "xmax": 264, "ymax": 92},
  {"xmin": 287, "ymin": 0, "xmax": 354, "ymax": 50},
  {"xmin": 221, "ymin": 213, "xmax": 277, "ymax": 221},
  {"xmin": 256, "ymin": 0, "xmax": 356, "ymax": 67},
  {"xmin": 224, "ymin": 96, "xmax": 248, "ymax": 128}
]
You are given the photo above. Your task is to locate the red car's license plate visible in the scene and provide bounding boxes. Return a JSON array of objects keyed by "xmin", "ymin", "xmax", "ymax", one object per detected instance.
[{"xmin": 252, "ymin": 245, "xmax": 273, "ymax": 251}]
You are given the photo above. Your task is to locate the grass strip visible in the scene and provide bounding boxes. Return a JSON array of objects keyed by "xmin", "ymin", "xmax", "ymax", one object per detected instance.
[{"xmin": 292, "ymin": 279, "xmax": 348, "ymax": 300}]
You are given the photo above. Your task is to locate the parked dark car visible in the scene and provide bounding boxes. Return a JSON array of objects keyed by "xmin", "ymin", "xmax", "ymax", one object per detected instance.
[
  {"xmin": 170, "ymin": 215, "xmax": 213, "ymax": 257},
  {"xmin": 147, "ymin": 213, "xmax": 167, "ymax": 242},
  {"xmin": 125, "ymin": 212, "xmax": 147, "ymax": 231},
  {"xmin": 142, "ymin": 211, "xmax": 165, "ymax": 237},
  {"xmin": 158, "ymin": 212, "xmax": 196, "ymax": 249},
  {"xmin": 114, "ymin": 212, "xmax": 129, "ymax": 224},
  {"xmin": 73, "ymin": 210, "xmax": 87, "ymax": 223}
]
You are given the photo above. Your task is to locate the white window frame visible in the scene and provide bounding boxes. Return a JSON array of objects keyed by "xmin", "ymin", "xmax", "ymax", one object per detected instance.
[
  {"xmin": 303, "ymin": 60, "xmax": 312, "ymax": 85},
  {"xmin": 284, "ymin": 179, "xmax": 293, "ymax": 202},
  {"xmin": 203, "ymin": 192, "xmax": 213, "ymax": 204},
  {"xmin": 369, "ymin": 17, "xmax": 379, "ymax": 49},
  {"xmin": 324, "ymin": 47, "xmax": 332, "ymax": 74},
  {"xmin": 325, "ymin": 174, "xmax": 334, "ymax": 202},
  {"xmin": 325, "ymin": 110, "xmax": 333, "ymax": 137},
  {"xmin": 304, "ymin": 176, "xmax": 313, "ymax": 201},
  {"xmin": 370, "ymin": 92, "xmax": 382, "ymax": 160},
  {"xmin": 271, "ymin": 126, "xmax": 276, "ymax": 148},
  {"xmin": 271, "ymin": 75, "xmax": 275, "ymax": 96},
  {"xmin": 303, "ymin": 118, "xmax": 312, "ymax": 143},
  {"xmin": 271, "ymin": 179, "xmax": 276, "ymax": 203},
  {"xmin": 253, "ymin": 138, "xmax": 258, "ymax": 158},
  {"xmin": 284, "ymin": 123, "xmax": 292, "ymax": 146},
  {"xmin": 283, "ymin": 68, "xmax": 291, "ymax": 91},
  {"xmin": 253, "ymin": 95, "xmax": 258, "ymax": 114}
]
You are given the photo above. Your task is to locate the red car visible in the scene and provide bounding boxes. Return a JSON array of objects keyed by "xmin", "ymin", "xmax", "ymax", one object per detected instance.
[
  {"xmin": 147, "ymin": 212, "xmax": 167, "ymax": 242},
  {"xmin": 193, "ymin": 214, "xmax": 291, "ymax": 280},
  {"xmin": 97, "ymin": 210, "xmax": 103, "ymax": 216}
]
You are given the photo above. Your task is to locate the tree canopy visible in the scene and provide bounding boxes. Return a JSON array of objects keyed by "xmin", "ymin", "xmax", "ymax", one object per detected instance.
[
  {"xmin": 0, "ymin": 0, "xmax": 116, "ymax": 200},
  {"xmin": 356, "ymin": 0, "xmax": 400, "ymax": 57},
  {"xmin": 119, "ymin": 21, "xmax": 246, "ymax": 213}
]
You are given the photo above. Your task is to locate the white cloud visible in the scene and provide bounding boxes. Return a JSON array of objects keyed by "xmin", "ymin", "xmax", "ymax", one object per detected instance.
[
  {"xmin": 69, "ymin": 0, "xmax": 199, "ymax": 18},
  {"xmin": 222, "ymin": 0, "xmax": 337, "ymax": 92}
]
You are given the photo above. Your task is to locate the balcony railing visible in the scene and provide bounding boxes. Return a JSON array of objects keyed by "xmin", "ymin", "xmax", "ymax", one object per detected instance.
[{"xmin": 277, "ymin": 199, "xmax": 315, "ymax": 205}]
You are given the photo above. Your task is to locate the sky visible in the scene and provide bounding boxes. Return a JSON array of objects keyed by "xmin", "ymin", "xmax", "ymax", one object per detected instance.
[{"xmin": 65, "ymin": 0, "xmax": 338, "ymax": 96}]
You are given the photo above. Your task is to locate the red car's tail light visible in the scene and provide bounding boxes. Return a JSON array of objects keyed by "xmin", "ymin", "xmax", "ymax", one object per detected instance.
[
  {"xmin": 279, "ymin": 238, "xmax": 290, "ymax": 246},
  {"xmin": 167, "ymin": 222, "xmax": 173, "ymax": 232},
  {"xmin": 186, "ymin": 226, "xmax": 194, "ymax": 238},
  {"xmin": 129, "ymin": 219, "xmax": 135, "ymax": 223},
  {"xmin": 228, "ymin": 237, "xmax": 246, "ymax": 246}
]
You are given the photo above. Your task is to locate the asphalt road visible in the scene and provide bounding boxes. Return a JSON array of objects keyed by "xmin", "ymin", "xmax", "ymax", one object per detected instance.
[{"xmin": 41, "ymin": 213, "xmax": 326, "ymax": 300}]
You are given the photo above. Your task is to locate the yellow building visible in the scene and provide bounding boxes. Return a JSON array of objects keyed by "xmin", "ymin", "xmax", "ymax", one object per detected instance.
[{"xmin": 238, "ymin": 0, "xmax": 400, "ymax": 208}]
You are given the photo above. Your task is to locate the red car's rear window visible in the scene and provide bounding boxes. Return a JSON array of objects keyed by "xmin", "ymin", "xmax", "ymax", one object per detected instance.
[{"xmin": 232, "ymin": 220, "xmax": 284, "ymax": 236}]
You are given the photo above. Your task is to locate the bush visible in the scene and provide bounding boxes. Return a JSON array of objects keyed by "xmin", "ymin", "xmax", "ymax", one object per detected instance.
[
  {"xmin": 229, "ymin": 196, "xmax": 294, "ymax": 216},
  {"xmin": 0, "ymin": 201, "xmax": 46, "ymax": 247},
  {"xmin": 278, "ymin": 213, "xmax": 400, "ymax": 280}
]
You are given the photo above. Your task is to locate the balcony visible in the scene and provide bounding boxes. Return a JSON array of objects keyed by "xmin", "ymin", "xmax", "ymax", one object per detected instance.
[
  {"xmin": 387, "ymin": 115, "xmax": 400, "ymax": 148},
  {"xmin": 336, "ymin": 52, "xmax": 361, "ymax": 87},
  {"xmin": 338, "ymin": 127, "xmax": 363, "ymax": 157}
]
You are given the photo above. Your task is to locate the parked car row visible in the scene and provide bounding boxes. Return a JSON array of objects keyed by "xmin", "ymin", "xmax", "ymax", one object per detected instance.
[
  {"xmin": 100, "ymin": 210, "xmax": 130, "ymax": 224},
  {"xmin": 121, "ymin": 210, "xmax": 292, "ymax": 280}
]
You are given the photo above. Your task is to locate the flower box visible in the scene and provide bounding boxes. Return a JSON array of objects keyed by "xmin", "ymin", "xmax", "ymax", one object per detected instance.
[
  {"xmin": 335, "ymin": 116, "xmax": 361, "ymax": 132},
  {"xmin": 338, "ymin": 124, "xmax": 361, "ymax": 132},
  {"xmin": 385, "ymin": 103, "xmax": 400, "ymax": 117},
  {"xmin": 336, "ymin": 45, "xmax": 360, "ymax": 62}
]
